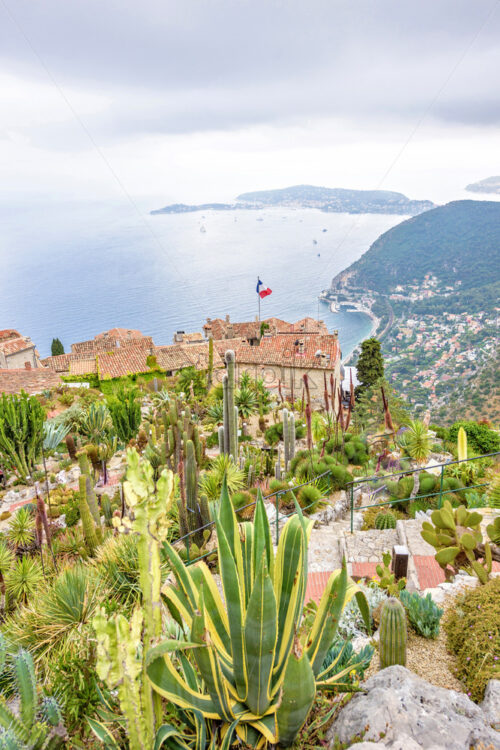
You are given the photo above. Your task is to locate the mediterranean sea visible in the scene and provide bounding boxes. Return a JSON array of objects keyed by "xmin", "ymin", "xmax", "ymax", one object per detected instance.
[{"xmin": 0, "ymin": 200, "xmax": 406, "ymax": 359}]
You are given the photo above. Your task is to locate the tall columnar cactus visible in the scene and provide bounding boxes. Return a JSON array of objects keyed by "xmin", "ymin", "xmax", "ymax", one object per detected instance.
[
  {"xmin": 0, "ymin": 635, "xmax": 67, "ymax": 747},
  {"xmin": 148, "ymin": 484, "xmax": 370, "ymax": 748},
  {"xmin": 93, "ymin": 451, "xmax": 176, "ymax": 744},
  {"xmin": 0, "ymin": 392, "xmax": 45, "ymax": 483},
  {"xmin": 223, "ymin": 350, "xmax": 237, "ymax": 458},
  {"xmin": 100, "ymin": 493, "xmax": 113, "ymax": 526},
  {"xmin": 78, "ymin": 476, "xmax": 100, "ymax": 554},
  {"xmin": 303, "ymin": 374, "xmax": 312, "ymax": 451},
  {"xmin": 177, "ymin": 439, "xmax": 210, "ymax": 549},
  {"xmin": 77, "ymin": 451, "xmax": 101, "ymax": 525},
  {"xmin": 379, "ymin": 597, "xmax": 407, "ymax": 669},
  {"xmin": 421, "ymin": 500, "xmax": 494, "ymax": 583},
  {"xmin": 289, "ymin": 412, "xmax": 296, "ymax": 461},
  {"xmin": 283, "ymin": 408, "xmax": 290, "ymax": 471}
]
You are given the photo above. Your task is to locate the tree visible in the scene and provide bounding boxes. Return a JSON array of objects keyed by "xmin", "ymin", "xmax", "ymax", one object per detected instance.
[
  {"xmin": 51, "ymin": 338, "xmax": 65, "ymax": 356},
  {"xmin": 356, "ymin": 338, "xmax": 384, "ymax": 398}
]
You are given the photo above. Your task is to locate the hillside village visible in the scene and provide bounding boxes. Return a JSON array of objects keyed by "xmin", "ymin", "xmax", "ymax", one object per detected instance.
[{"xmin": 0, "ymin": 313, "xmax": 499, "ymax": 749}]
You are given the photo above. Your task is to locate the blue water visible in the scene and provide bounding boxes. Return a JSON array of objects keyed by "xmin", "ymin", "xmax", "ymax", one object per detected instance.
[{"xmin": 0, "ymin": 200, "xmax": 404, "ymax": 359}]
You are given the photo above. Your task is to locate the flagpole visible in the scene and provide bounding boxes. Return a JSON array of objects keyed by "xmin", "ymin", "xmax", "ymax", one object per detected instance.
[{"xmin": 257, "ymin": 276, "xmax": 260, "ymax": 321}]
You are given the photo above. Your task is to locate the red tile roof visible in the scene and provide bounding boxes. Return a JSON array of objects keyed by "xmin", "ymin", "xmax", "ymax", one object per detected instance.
[
  {"xmin": 95, "ymin": 327, "xmax": 145, "ymax": 340},
  {"xmin": 221, "ymin": 334, "xmax": 339, "ymax": 370},
  {"xmin": 0, "ymin": 368, "xmax": 61, "ymax": 394},
  {"xmin": 97, "ymin": 348, "xmax": 151, "ymax": 379},
  {"xmin": 203, "ymin": 316, "xmax": 329, "ymax": 341},
  {"xmin": 0, "ymin": 330, "xmax": 35, "ymax": 357}
]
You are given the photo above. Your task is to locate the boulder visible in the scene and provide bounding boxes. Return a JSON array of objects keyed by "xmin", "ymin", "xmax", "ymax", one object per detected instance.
[
  {"xmin": 327, "ymin": 666, "xmax": 499, "ymax": 750},
  {"xmin": 481, "ymin": 680, "xmax": 500, "ymax": 731}
]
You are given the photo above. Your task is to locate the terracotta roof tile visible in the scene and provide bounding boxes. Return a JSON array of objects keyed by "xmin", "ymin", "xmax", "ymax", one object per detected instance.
[{"xmin": 0, "ymin": 368, "xmax": 62, "ymax": 394}]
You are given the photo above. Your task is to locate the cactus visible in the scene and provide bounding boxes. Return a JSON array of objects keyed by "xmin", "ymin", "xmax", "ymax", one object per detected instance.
[
  {"xmin": 218, "ymin": 425, "xmax": 224, "ymax": 453},
  {"xmin": 78, "ymin": 476, "xmax": 100, "ymax": 554},
  {"xmin": 220, "ymin": 350, "xmax": 238, "ymax": 457},
  {"xmin": 283, "ymin": 408, "xmax": 290, "ymax": 472},
  {"xmin": 93, "ymin": 451, "xmax": 176, "ymax": 741},
  {"xmin": 376, "ymin": 551, "xmax": 405, "ymax": 595},
  {"xmin": 375, "ymin": 511, "xmax": 397, "ymax": 530},
  {"xmin": 100, "ymin": 493, "xmax": 113, "ymax": 526},
  {"xmin": 421, "ymin": 500, "xmax": 494, "ymax": 583},
  {"xmin": 379, "ymin": 597, "xmax": 407, "ymax": 669},
  {"xmin": 0, "ymin": 635, "xmax": 66, "ymax": 747},
  {"xmin": 289, "ymin": 412, "xmax": 296, "ymax": 461},
  {"xmin": 178, "ymin": 440, "xmax": 210, "ymax": 548},
  {"xmin": 65, "ymin": 433, "xmax": 77, "ymax": 460},
  {"xmin": 247, "ymin": 463, "xmax": 254, "ymax": 488},
  {"xmin": 0, "ymin": 392, "xmax": 45, "ymax": 483},
  {"xmin": 486, "ymin": 516, "xmax": 500, "ymax": 544}
]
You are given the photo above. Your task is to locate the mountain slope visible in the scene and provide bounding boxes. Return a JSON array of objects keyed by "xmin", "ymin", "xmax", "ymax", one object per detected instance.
[{"xmin": 332, "ymin": 200, "xmax": 500, "ymax": 293}]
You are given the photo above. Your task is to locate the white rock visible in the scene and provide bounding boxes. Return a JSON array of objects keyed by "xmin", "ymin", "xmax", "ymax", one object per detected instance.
[
  {"xmin": 327, "ymin": 666, "xmax": 499, "ymax": 750},
  {"xmin": 481, "ymin": 679, "xmax": 500, "ymax": 730}
]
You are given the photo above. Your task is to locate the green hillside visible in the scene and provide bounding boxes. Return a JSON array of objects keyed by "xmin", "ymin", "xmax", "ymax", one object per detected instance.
[{"xmin": 340, "ymin": 200, "xmax": 500, "ymax": 293}]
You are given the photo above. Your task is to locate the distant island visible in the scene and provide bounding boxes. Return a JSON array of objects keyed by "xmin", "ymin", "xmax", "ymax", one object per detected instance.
[
  {"xmin": 465, "ymin": 176, "xmax": 500, "ymax": 195},
  {"xmin": 151, "ymin": 184, "xmax": 434, "ymax": 216}
]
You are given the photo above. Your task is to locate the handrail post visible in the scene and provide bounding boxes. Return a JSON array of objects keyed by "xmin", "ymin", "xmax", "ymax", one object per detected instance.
[
  {"xmin": 275, "ymin": 493, "xmax": 280, "ymax": 546},
  {"xmin": 350, "ymin": 483, "xmax": 354, "ymax": 534},
  {"xmin": 438, "ymin": 465, "xmax": 444, "ymax": 509}
]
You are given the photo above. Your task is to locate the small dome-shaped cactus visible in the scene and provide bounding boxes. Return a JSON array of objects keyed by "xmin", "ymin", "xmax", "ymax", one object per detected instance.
[
  {"xmin": 375, "ymin": 511, "xmax": 397, "ymax": 530},
  {"xmin": 379, "ymin": 597, "xmax": 407, "ymax": 669}
]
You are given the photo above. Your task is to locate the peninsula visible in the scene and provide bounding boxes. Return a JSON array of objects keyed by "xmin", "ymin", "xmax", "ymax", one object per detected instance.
[
  {"xmin": 465, "ymin": 176, "xmax": 500, "ymax": 195},
  {"xmin": 151, "ymin": 184, "xmax": 434, "ymax": 216}
]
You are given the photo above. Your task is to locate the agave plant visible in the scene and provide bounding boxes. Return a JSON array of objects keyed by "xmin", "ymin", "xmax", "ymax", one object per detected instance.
[
  {"xmin": 147, "ymin": 484, "xmax": 370, "ymax": 748},
  {"xmin": 43, "ymin": 420, "xmax": 70, "ymax": 452},
  {"xmin": 198, "ymin": 454, "xmax": 245, "ymax": 501}
]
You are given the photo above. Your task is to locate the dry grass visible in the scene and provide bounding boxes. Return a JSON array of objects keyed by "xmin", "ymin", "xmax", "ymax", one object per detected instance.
[{"xmin": 364, "ymin": 598, "xmax": 463, "ymax": 692}]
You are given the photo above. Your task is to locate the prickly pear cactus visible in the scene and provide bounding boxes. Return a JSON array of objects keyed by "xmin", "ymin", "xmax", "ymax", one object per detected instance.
[
  {"xmin": 421, "ymin": 500, "xmax": 493, "ymax": 583},
  {"xmin": 379, "ymin": 597, "xmax": 407, "ymax": 669},
  {"xmin": 376, "ymin": 551, "xmax": 405, "ymax": 595}
]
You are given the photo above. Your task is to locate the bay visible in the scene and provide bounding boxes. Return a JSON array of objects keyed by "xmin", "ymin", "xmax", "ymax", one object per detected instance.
[{"xmin": 0, "ymin": 200, "xmax": 405, "ymax": 359}]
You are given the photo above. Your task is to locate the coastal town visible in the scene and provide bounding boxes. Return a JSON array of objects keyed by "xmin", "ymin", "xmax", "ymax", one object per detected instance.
[{"xmin": 321, "ymin": 272, "xmax": 499, "ymax": 423}]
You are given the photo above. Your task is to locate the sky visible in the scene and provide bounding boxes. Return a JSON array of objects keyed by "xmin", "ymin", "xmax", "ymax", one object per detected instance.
[{"xmin": 0, "ymin": 0, "xmax": 499, "ymax": 207}]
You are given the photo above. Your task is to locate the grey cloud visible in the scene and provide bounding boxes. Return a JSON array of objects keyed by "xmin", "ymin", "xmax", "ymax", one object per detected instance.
[{"xmin": 1, "ymin": 0, "xmax": 499, "ymax": 143}]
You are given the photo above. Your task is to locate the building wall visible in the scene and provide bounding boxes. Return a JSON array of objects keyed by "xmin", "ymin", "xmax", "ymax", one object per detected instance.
[
  {"xmin": 232, "ymin": 360, "xmax": 341, "ymax": 405},
  {"xmin": 0, "ymin": 347, "xmax": 38, "ymax": 370}
]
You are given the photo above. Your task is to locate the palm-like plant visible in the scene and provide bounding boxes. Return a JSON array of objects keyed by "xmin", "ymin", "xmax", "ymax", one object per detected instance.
[
  {"xmin": 80, "ymin": 403, "xmax": 112, "ymax": 444},
  {"xmin": 5, "ymin": 556, "xmax": 44, "ymax": 603},
  {"xmin": 399, "ymin": 420, "xmax": 432, "ymax": 464},
  {"xmin": 0, "ymin": 541, "xmax": 14, "ymax": 611},
  {"xmin": 43, "ymin": 420, "xmax": 70, "ymax": 452},
  {"xmin": 199, "ymin": 454, "xmax": 246, "ymax": 501},
  {"xmin": 6, "ymin": 507, "xmax": 35, "ymax": 551},
  {"xmin": 239, "ymin": 371, "xmax": 252, "ymax": 389},
  {"xmin": 206, "ymin": 400, "xmax": 224, "ymax": 424},
  {"xmin": 236, "ymin": 386, "xmax": 258, "ymax": 419}
]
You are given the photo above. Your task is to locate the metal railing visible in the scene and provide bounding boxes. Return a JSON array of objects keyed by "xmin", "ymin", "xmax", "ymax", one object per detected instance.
[
  {"xmin": 179, "ymin": 469, "xmax": 333, "ymax": 566},
  {"xmin": 347, "ymin": 451, "xmax": 500, "ymax": 533}
]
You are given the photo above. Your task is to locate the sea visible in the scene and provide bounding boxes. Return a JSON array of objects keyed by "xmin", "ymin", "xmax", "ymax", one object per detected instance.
[{"xmin": 0, "ymin": 199, "xmax": 406, "ymax": 360}]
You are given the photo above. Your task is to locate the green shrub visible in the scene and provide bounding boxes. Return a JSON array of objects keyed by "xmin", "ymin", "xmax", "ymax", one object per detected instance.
[
  {"xmin": 297, "ymin": 485, "xmax": 323, "ymax": 513},
  {"xmin": 400, "ymin": 590, "xmax": 443, "ymax": 639},
  {"xmin": 444, "ymin": 577, "xmax": 500, "ymax": 701},
  {"xmin": 329, "ymin": 465, "xmax": 353, "ymax": 491},
  {"xmin": 448, "ymin": 421, "xmax": 500, "ymax": 455}
]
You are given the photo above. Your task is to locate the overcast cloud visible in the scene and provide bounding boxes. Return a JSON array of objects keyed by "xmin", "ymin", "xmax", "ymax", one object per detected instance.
[{"xmin": 0, "ymin": 0, "xmax": 498, "ymax": 203}]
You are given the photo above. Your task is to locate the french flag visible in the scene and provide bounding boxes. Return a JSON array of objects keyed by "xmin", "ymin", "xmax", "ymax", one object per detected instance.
[{"xmin": 256, "ymin": 278, "xmax": 272, "ymax": 299}]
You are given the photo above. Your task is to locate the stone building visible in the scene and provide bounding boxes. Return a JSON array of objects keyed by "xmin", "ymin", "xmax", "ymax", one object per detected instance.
[{"xmin": 0, "ymin": 330, "xmax": 39, "ymax": 370}]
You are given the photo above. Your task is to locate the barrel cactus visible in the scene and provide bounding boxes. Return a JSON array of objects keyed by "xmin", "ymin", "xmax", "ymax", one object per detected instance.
[
  {"xmin": 379, "ymin": 597, "xmax": 407, "ymax": 669},
  {"xmin": 375, "ymin": 511, "xmax": 397, "ymax": 530}
]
